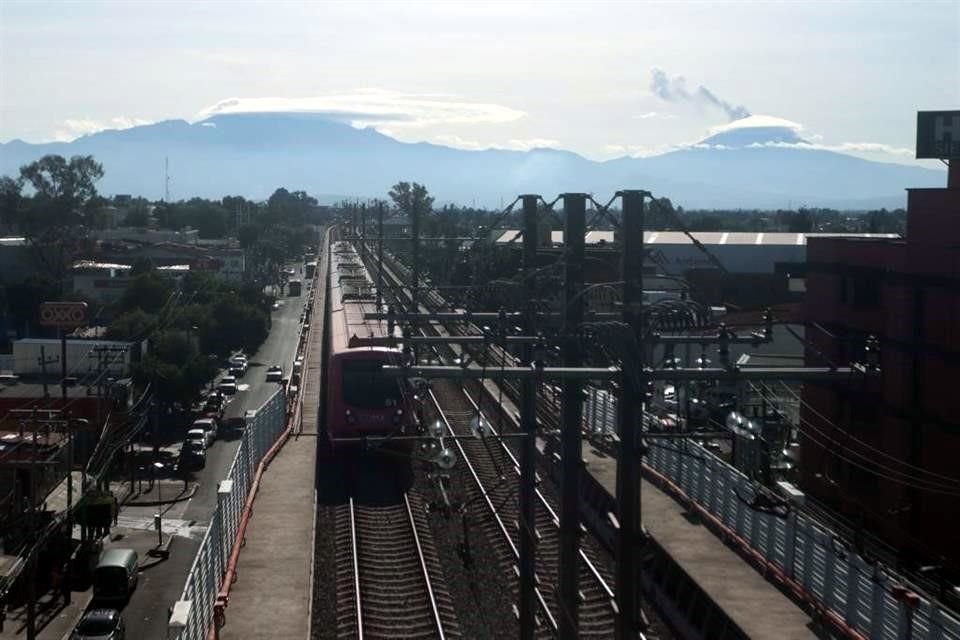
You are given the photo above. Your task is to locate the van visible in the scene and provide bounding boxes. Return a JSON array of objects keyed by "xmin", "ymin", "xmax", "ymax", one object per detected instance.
[{"xmin": 93, "ymin": 549, "xmax": 139, "ymax": 604}]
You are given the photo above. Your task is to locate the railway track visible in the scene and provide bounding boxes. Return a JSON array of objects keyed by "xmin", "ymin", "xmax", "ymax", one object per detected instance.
[
  {"xmin": 426, "ymin": 383, "xmax": 618, "ymax": 637},
  {"xmin": 334, "ymin": 491, "xmax": 462, "ymax": 639},
  {"xmin": 367, "ymin": 243, "xmax": 639, "ymax": 637}
]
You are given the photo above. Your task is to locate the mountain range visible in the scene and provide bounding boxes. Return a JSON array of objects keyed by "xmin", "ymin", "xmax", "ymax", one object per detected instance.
[{"xmin": 0, "ymin": 113, "xmax": 945, "ymax": 210}]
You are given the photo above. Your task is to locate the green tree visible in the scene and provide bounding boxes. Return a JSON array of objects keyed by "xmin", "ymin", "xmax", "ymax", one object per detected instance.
[
  {"xmin": 124, "ymin": 202, "xmax": 151, "ymax": 227},
  {"xmin": 388, "ymin": 181, "xmax": 434, "ymax": 218},
  {"xmin": 0, "ymin": 175, "xmax": 22, "ymax": 231},
  {"xmin": 119, "ymin": 272, "xmax": 174, "ymax": 314},
  {"xmin": 16, "ymin": 155, "xmax": 104, "ymax": 289},
  {"xmin": 106, "ymin": 308, "xmax": 157, "ymax": 340}
]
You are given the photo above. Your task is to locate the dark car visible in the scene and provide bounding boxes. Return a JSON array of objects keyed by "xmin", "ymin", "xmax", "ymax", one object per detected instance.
[
  {"xmin": 224, "ymin": 416, "xmax": 246, "ymax": 434},
  {"xmin": 179, "ymin": 441, "xmax": 206, "ymax": 470},
  {"xmin": 71, "ymin": 608, "xmax": 125, "ymax": 639}
]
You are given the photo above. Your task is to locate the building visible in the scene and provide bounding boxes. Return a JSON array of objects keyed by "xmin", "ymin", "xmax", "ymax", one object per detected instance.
[
  {"xmin": 801, "ymin": 186, "xmax": 960, "ymax": 574},
  {"xmin": 71, "ymin": 261, "xmax": 134, "ymax": 302}
]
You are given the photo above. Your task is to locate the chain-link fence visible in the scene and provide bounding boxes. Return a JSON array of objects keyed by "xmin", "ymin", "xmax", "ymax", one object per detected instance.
[{"xmin": 170, "ymin": 387, "xmax": 287, "ymax": 640}]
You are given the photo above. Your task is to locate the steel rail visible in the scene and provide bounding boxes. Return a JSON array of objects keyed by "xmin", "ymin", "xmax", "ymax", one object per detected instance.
[
  {"xmin": 404, "ymin": 492, "xmax": 447, "ymax": 640},
  {"xmin": 349, "ymin": 497, "xmax": 364, "ymax": 639},
  {"xmin": 460, "ymin": 389, "xmax": 618, "ymax": 609},
  {"xmin": 427, "ymin": 388, "xmax": 560, "ymax": 633}
]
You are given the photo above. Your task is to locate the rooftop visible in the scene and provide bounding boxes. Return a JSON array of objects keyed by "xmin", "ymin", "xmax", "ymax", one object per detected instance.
[{"xmin": 494, "ymin": 230, "xmax": 900, "ymax": 246}]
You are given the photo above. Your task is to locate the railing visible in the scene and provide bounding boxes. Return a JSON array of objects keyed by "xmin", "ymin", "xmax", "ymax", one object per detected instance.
[
  {"xmin": 582, "ymin": 389, "xmax": 960, "ymax": 640},
  {"xmin": 171, "ymin": 388, "xmax": 287, "ymax": 640}
]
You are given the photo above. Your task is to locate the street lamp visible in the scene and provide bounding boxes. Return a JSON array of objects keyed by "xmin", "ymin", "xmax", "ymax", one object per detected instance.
[{"xmin": 153, "ymin": 461, "xmax": 165, "ymax": 547}]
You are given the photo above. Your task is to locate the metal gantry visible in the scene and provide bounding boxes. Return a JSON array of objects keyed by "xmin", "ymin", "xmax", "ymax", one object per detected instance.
[{"xmin": 359, "ymin": 188, "xmax": 878, "ymax": 640}]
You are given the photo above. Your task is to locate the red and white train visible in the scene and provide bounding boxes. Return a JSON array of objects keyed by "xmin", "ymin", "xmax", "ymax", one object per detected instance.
[{"xmin": 325, "ymin": 240, "xmax": 414, "ymax": 450}]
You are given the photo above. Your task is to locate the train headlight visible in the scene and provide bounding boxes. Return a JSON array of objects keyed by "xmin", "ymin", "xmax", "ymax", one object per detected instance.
[{"xmin": 395, "ymin": 408, "xmax": 403, "ymax": 416}]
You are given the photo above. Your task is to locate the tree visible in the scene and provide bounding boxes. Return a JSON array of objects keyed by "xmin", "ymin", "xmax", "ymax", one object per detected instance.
[
  {"xmin": 16, "ymin": 155, "xmax": 104, "ymax": 289},
  {"xmin": 19, "ymin": 155, "xmax": 104, "ymax": 225},
  {"xmin": 0, "ymin": 176, "xmax": 22, "ymax": 231},
  {"xmin": 388, "ymin": 181, "xmax": 434, "ymax": 218},
  {"xmin": 118, "ymin": 272, "xmax": 174, "ymax": 314},
  {"xmin": 124, "ymin": 202, "xmax": 151, "ymax": 227}
]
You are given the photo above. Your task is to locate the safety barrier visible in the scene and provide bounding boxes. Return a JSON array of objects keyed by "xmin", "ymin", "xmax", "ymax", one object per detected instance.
[
  {"xmin": 581, "ymin": 388, "xmax": 960, "ymax": 639},
  {"xmin": 642, "ymin": 440, "xmax": 960, "ymax": 640},
  {"xmin": 170, "ymin": 387, "xmax": 287, "ymax": 640}
]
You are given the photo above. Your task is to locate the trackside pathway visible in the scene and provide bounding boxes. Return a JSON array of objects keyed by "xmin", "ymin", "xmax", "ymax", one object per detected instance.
[{"xmin": 218, "ymin": 237, "xmax": 327, "ymax": 640}]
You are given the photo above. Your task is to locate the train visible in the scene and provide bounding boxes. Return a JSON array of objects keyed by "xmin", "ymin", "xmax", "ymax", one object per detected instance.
[{"xmin": 325, "ymin": 240, "xmax": 415, "ymax": 450}]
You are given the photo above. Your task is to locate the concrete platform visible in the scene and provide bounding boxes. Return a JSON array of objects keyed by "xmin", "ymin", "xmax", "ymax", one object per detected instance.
[
  {"xmin": 583, "ymin": 443, "xmax": 820, "ymax": 639},
  {"xmin": 217, "ymin": 432, "xmax": 316, "ymax": 640}
]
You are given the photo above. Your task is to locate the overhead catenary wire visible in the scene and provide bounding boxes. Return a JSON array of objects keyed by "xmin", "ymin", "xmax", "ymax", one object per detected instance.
[
  {"xmin": 773, "ymin": 380, "xmax": 960, "ymax": 485},
  {"xmin": 749, "ymin": 382, "xmax": 960, "ymax": 496}
]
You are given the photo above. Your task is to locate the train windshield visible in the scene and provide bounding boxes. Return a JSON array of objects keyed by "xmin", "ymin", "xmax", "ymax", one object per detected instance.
[{"xmin": 341, "ymin": 359, "xmax": 403, "ymax": 409}]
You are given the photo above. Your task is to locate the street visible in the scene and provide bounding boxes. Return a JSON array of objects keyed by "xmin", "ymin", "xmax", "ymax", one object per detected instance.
[{"xmin": 0, "ymin": 273, "xmax": 309, "ymax": 640}]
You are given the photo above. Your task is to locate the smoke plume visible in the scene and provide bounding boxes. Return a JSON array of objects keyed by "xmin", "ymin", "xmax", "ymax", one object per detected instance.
[{"xmin": 650, "ymin": 69, "xmax": 750, "ymax": 122}]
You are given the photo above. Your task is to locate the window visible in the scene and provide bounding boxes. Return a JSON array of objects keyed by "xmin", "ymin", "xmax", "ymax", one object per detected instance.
[{"xmin": 342, "ymin": 359, "xmax": 403, "ymax": 409}]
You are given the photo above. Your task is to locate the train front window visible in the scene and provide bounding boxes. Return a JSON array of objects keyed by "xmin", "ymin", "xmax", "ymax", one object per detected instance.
[{"xmin": 342, "ymin": 360, "xmax": 403, "ymax": 409}]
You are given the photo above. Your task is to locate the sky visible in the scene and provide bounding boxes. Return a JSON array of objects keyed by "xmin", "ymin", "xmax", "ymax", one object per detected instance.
[{"xmin": 1, "ymin": 0, "xmax": 958, "ymax": 164}]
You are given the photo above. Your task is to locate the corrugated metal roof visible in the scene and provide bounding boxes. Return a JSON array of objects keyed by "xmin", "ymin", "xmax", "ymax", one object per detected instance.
[{"xmin": 494, "ymin": 230, "xmax": 899, "ymax": 246}]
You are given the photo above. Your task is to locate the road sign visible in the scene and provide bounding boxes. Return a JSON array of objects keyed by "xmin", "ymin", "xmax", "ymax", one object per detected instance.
[
  {"xmin": 917, "ymin": 111, "xmax": 960, "ymax": 159},
  {"xmin": 39, "ymin": 301, "xmax": 88, "ymax": 328}
]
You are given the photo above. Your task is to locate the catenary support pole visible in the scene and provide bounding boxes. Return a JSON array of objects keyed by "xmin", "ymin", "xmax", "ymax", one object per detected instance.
[
  {"xmin": 377, "ymin": 201, "xmax": 385, "ymax": 311},
  {"xmin": 411, "ymin": 197, "xmax": 421, "ymax": 312},
  {"xmin": 616, "ymin": 189, "xmax": 648, "ymax": 638},
  {"xmin": 519, "ymin": 194, "xmax": 540, "ymax": 639},
  {"xmin": 558, "ymin": 193, "xmax": 586, "ymax": 639}
]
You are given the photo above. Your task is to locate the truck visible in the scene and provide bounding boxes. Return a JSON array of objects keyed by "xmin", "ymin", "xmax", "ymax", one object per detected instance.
[
  {"xmin": 304, "ymin": 261, "xmax": 317, "ymax": 279},
  {"xmin": 288, "ymin": 280, "xmax": 302, "ymax": 296}
]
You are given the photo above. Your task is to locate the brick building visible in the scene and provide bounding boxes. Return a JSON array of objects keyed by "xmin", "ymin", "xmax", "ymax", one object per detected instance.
[{"xmin": 802, "ymin": 186, "xmax": 960, "ymax": 574}]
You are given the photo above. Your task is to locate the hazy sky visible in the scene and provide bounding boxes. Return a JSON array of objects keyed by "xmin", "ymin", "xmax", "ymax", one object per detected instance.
[{"xmin": 1, "ymin": 0, "xmax": 958, "ymax": 163}]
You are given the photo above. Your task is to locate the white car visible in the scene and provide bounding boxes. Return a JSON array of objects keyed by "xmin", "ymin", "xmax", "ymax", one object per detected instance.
[
  {"xmin": 191, "ymin": 418, "xmax": 217, "ymax": 445},
  {"xmin": 265, "ymin": 366, "xmax": 283, "ymax": 382},
  {"xmin": 228, "ymin": 357, "xmax": 248, "ymax": 377},
  {"xmin": 218, "ymin": 376, "xmax": 238, "ymax": 395},
  {"xmin": 186, "ymin": 427, "xmax": 214, "ymax": 449}
]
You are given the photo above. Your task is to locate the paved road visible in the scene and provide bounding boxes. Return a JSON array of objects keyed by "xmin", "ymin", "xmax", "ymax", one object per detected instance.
[
  {"xmin": 5, "ymin": 272, "xmax": 311, "ymax": 640},
  {"xmin": 120, "ymin": 281, "xmax": 308, "ymax": 639}
]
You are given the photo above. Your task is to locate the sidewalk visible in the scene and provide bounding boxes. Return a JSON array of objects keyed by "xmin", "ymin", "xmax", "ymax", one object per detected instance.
[
  {"xmin": 0, "ymin": 481, "xmax": 198, "ymax": 640},
  {"xmin": 217, "ymin": 430, "xmax": 315, "ymax": 640}
]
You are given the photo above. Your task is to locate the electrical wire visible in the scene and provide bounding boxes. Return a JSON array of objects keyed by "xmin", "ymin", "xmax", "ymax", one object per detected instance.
[
  {"xmin": 749, "ymin": 382, "xmax": 960, "ymax": 496},
  {"xmin": 774, "ymin": 380, "xmax": 960, "ymax": 485}
]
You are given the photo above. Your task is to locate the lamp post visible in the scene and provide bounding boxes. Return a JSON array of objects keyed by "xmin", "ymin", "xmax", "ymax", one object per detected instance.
[{"xmin": 153, "ymin": 461, "xmax": 164, "ymax": 547}]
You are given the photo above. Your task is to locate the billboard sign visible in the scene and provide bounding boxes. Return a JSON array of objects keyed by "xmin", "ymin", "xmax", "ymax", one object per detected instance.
[
  {"xmin": 39, "ymin": 301, "xmax": 88, "ymax": 328},
  {"xmin": 916, "ymin": 111, "xmax": 960, "ymax": 159}
]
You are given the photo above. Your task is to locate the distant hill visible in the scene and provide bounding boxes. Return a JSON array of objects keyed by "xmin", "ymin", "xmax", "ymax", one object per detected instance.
[{"xmin": 0, "ymin": 112, "xmax": 945, "ymax": 209}]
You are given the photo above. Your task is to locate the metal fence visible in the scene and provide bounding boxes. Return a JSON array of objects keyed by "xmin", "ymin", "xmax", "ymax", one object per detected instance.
[
  {"xmin": 172, "ymin": 387, "xmax": 287, "ymax": 640},
  {"xmin": 581, "ymin": 388, "xmax": 960, "ymax": 640}
]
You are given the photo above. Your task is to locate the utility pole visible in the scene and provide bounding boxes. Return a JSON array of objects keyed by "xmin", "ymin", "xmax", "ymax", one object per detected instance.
[
  {"xmin": 59, "ymin": 328, "xmax": 68, "ymax": 401},
  {"xmin": 616, "ymin": 190, "xmax": 647, "ymax": 638},
  {"xmin": 558, "ymin": 193, "xmax": 586, "ymax": 639},
  {"xmin": 377, "ymin": 202, "xmax": 385, "ymax": 311},
  {"xmin": 518, "ymin": 194, "xmax": 540, "ymax": 639},
  {"xmin": 37, "ymin": 346, "xmax": 58, "ymax": 398},
  {"xmin": 411, "ymin": 197, "xmax": 421, "ymax": 313},
  {"xmin": 25, "ymin": 410, "xmax": 38, "ymax": 640},
  {"xmin": 360, "ymin": 203, "xmax": 367, "ymax": 260}
]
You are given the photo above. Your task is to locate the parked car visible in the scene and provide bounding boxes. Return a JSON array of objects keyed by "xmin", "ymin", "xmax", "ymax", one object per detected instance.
[
  {"xmin": 228, "ymin": 355, "xmax": 248, "ymax": 377},
  {"xmin": 92, "ymin": 549, "xmax": 138, "ymax": 605},
  {"xmin": 191, "ymin": 418, "xmax": 217, "ymax": 444},
  {"xmin": 218, "ymin": 376, "xmax": 238, "ymax": 395},
  {"xmin": 186, "ymin": 427, "xmax": 214, "ymax": 449},
  {"xmin": 71, "ymin": 608, "xmax": 126, "ymax": 640},
  {"xmin": 265, "ymin": 366, "xmax": 283, "ymax": 382},
  {"xmin": 203, "ymin": 394, "xmax": 224, "ymax": 414},
  {"xmin": 179, "ymin": 441, "xmax": 206, "ymax": 470},
  {"xmin": 224, "ymin": 416, "xmax": 246, "ymax": 434}
]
